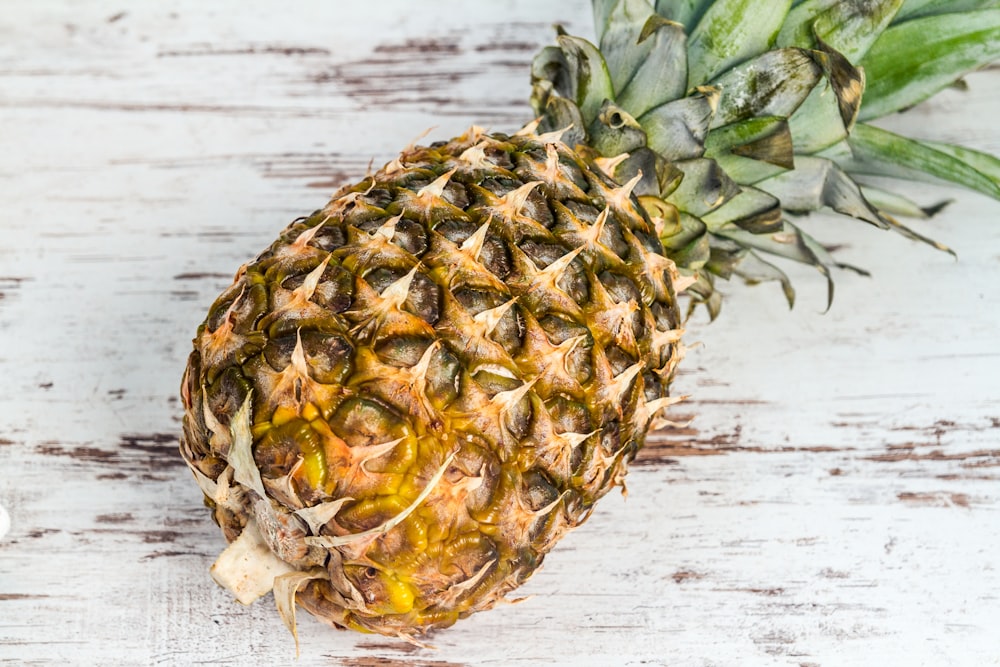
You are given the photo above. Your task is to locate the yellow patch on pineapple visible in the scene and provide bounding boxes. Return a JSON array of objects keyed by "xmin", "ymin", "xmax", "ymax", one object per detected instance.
[
  {"xmin": 298, "ymin": 429, "xmax": 326, "ymax": 491},
  {"xmin": 383, "ymin": 572, "xmax": 416, "ymax": 614},
  {"xmin": 271, "ymin": 405, "xmax": 298, "ymax": 427}
]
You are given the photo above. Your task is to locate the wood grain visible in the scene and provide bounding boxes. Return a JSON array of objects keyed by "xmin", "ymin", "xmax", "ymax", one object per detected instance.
[{"xmin": 1, "ymin": 2, "xmax": 998, "ymax": 665}]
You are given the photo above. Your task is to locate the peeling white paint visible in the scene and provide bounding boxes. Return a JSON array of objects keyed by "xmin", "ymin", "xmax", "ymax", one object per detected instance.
[{"xmin": 0, "ymin": 503, "xmax": 9, "ymax": 542}]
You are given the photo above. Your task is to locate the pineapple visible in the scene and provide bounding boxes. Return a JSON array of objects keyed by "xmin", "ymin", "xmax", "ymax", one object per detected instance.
[
  {"xmin": 181, "ymin": 128, "xmax": 687, "ymax": 641},
  {"xmin": 180, "ymin": 0, "xmax": 1000, "ymax": 644}
]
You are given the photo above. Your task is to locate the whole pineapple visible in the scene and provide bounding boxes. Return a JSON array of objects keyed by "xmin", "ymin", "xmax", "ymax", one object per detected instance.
[
  {"xmin": 180, "ymin": 127, "xmax": 687, "ymax": 640},
  {"xmin": 180, "ymin": 0, "xmax": 1000, "ymax": 644}
]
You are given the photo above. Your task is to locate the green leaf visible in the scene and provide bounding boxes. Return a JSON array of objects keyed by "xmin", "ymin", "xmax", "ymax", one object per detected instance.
[
  {"xmin": 709, "ymin": 47, "xmax": 822, "ymax": 127},
  {"xmin": 593, "ymin": 0, "xmax": 622, "ymax": 42},
  {"xmin": 706, "ymin": 116, "xmax": 794, "ymax": 167},
  {"xmin": 713, "ymin": 152, "xmax": 789, "ymax": 186},
  {"xmin": 616, "ymin": 17, "xmax": 689, "ymax": 116},
  {"xmin": 702, "ymin": 186, "xmax": 782, "ymax": 233},
  {"xmin": 786, "ymin": 84, "xmax": 850, "ymax": 156},
  {"xmin": 858, "ymin": 10, "xmax": 1000, "ymax": 120},
  {"xmin": 616, "ymin": 148, "xmax": 683, "ymax": 197},
  {"xmin": 531, "ymin": 46, "xmax": 573, "ymax": 112},
  {"xmin": 777, "ymin": 0, "xmax": 905, "ymax": 63},
  {"xmin": 923, "ymin": 139, "xmax": 1000, "ymax": 190},
  {"xmin": 556, "ymin": 35, "xmax": 616, "ymax": 126},
  {"xmin": 780, "ymin": 37, "xmax": 864, "ymax": 156},
  {"xmin": 732, "ymin": 250, "xmax": 796, "ymax": 308},
  {"xmin": 853, "ymin": 183, "xmax": 957, "ymax": 255},
  {"xmin": 859, "ymin": 184, "xmax": 951, "ymax": 219},
  {"xmin": 758, "ymin": 155, "xmax": 889, "ymax": 227},
  {"xmin": 600, "ymin": 0, "xmax": 659, "ymax": 95},
  {"xmin": 653, "ymin": 0, "xmax": 714, "ymax": 30},
  {"xmin": 703, "ymin": 236, "xmax": 746, "ymax": 278},
  {"xmin": 686, "ymin": 0, "xmax": 793, "ymax": 89},
  {"xmin": 705, "ymin": 117, "xmax": 794, "ymax": 184},
  {"xmin": 716, "ymin": 221, "xmax": 837, "ymax": 308},
  {"xmin": 778, "ymin": 0, "xmax": 843, "ymax": 48},
  {"xmin": 882, "ymin": 214, "xmax": 957, "ymax": 257},
  {"xmin": 810, "ymin": 39, "xmax": 865, "ymax": 131},
  {"xmin": 684, "ymin": 271, "xmax": 723, "ymax": 321},
  {"xmin": 667, "ymin": 158, "xmax": 741, "ymax": 216},
  {"xmin": 639, "ymin": 87, "xmax": 719, "ymax": 160},
  {"xmin": 660, "ymin": 212, "xmax": 711, "ymax": 268},
  {"xmin": 895, "ymin": 0, "xmax": 1000, "ymax": 22},
  {"xmin": 534, "ymin": 89, "xmax": 588, "ymax": 145},
  {"xmin": 847, "ymin": 123, "xmax": 1000, "ymax": 200}
]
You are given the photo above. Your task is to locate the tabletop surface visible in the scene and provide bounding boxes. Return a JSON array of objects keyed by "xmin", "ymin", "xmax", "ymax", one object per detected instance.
[{"xmin": 1, "ymin": 2, "xmax": 999, "ymax": 665}]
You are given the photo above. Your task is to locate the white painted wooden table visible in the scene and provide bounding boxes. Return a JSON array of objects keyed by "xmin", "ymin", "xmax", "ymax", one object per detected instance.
[{"xmin": 1, "ymin": 2, "xmax": 998, "ymax": 665}]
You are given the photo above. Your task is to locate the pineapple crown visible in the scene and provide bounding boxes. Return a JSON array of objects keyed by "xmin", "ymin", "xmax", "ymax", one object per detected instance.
[{"xmin": 531, "ymin": 0, "xmax": 1000, "ymax": 317}]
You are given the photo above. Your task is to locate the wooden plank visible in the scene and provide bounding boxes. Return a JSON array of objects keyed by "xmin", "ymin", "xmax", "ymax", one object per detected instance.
[{"xmin": 1, "ymin": 2, "xmax": 998, "ymax": 665}]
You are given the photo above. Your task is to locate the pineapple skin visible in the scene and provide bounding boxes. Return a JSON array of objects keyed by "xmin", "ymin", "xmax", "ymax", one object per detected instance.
[{"xmin": 180, "ymin": 127, "xmax": 686, "ymax": 638}]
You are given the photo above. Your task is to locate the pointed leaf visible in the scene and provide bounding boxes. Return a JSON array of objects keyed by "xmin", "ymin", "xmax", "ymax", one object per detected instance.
[
  {"xmin": 667, "ymin": 158, "xmax": 741, "ymax": 216},
  {"xmin": 617, "ymin": 18, "xmax": 689, "ymax": 116},
  {"xmin": 653, "ymin": 0, "xmax": 714, "ymax": 30},
  {"xmin": 535, "ymin": 91, "xmax": 588, "ymax": 145},
  {"xmin": 778, "ymin": 0, "xmax": 844, "ymax": 48},
  {"xmin": 858, "ymin": 10, "xmax": 1000, "ymax": 120},
  {"xmin": 713, "ymin": 153, "xmax": 789, "ymax": 186},
  {"xmin": 702, "ymin": 186, "xmax": 782, "ymax": 233},
  {"xmin": 684, "ymin": 271, "xmax": 723, "ymax": 321},
  {"xmin": 706, "ymin": 117, "xmax": 794, "ymax": 166},
  {"xmin": 883, "ymin": 214, "xmax": 957, "ymax": 256},
  {"xmin": 274, "ymin": 569, "xmax": 328, "ymax": 657},
  {"xmin": 731, "ymin": 125, "xmax": 794, "ymax": 168},
  {"xmin": 660, "ymin": 211, "xmax": 711, "ymax": 268},
  {"xmin": 295, "ymin": 497, "xmax": 354, "ymax": 535},
  {"xmin": 708, "ymin": 117, "xmax": 793, "ymax": 184},
  {"xmin": 593, "ymin": 0, "xmax": 622, "ymax": 42},
  {"xmin": 758, "ymin": 155, "xmax": 890, "ymax": 227},
  {"xmin": 702, "ymin": 236, "xmax": 746, "ymax": 279},
  {"xmin": 615, "ymin": 147, "xmax": 683, "ymax": 197},
  {"xmin": 686, "ymin": 0, "xmax": 794, "ymax": 89},
  {"xmin": 658, "ymin": 206, "xmax": 705, "ymax": 247},
  {"xmin": 860, "ymin": 184, "xmax": 952, "ymax": 219},
  {"xmin": 714, "ymin": 222, "xmax": 826, "ymax": 267},
  {"xmin": 733, "ymin": 250, "xmax": 796, "ymax": 308},
  {"xmin": 780, "ymin": 37, "xmax": 864, "ymax": 156},
  {"xmin": 810, "ymin": 38, "xmax": 865, "ymax": 131},
  {"xmin": 717, "ymin": 221, "xmax": 839, "ymax": 309},
  {"xmin": 786, "ymin": 72, "xmax": 851, "ymax": 153},
  {"xmin": 556, "ymin": 35, "xmax": 616, "ymax": 125},
  {"xmin": 923, "ymin": 139, "xmax": 1000, "ymax": 191},
  {"xmin": 228, "ymin": 393, "xmax": 267, "ymax": 501},
  {"xmin": 600, "ymin": 0, "xmax": 658, "ymax": 95},
  {"xmin": 639, "ymin": 88, "xmax": 719, "ymax": 160},
  {"xmin": 531, "ymin": 46, "xmax": 572, "ymax": 103},
  {"xmin": 788, "ymin": 221, "xmax": 840, "ymax": 309},
  {"xmin": 852, "ymin": 183, "xmax": 956, "ymax": 255},
  {"xmin": 709, "ymin": 47, "xmax": 823, "ymax": 127},
  {"xmin": 777, "ymin": 0, "xmax": 905, "ymax": 62},
  {"xmin": 847, "ymin": 123, "xmax": 1000, "ymax": 200},
  {"xmin": 895, "ymin": 0, "xmax": 1000, "ymax": 22}
]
